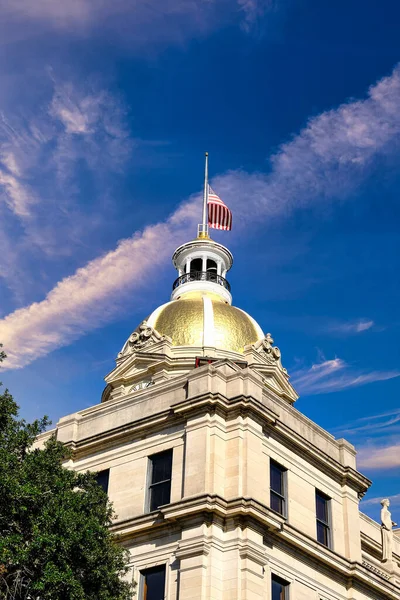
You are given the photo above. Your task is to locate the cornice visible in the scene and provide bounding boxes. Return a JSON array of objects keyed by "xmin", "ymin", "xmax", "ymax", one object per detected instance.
[
  {"xmin": 171, "ymin": 391, "xmax": 277, "ymax": 425},
  {"xmin": 65, "ymin": 409, "xmax": 181, "ymax": 459},
  {"xmin": 65, "ymin": 386, "xmax": 370, "ymax": 493},
  {"xmin": 109, "ymin": 493, "xmax": 400, "ymax": 597},
  {"xmin": 173, "ymin": 391, "xmax": 370, "ymax": 496},
  {"xmin": 266, "ymin": 419, "xmax": 371, "ymax": 496},
  {"xmin": 361, "ymin": 531, "xmax": 400, "ymax": 565}
]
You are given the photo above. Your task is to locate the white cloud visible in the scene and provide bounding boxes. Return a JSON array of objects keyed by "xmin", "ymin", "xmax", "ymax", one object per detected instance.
[
  {"xmin": 0, "ymin": 168, "xmax": 35, "ymax": 216},
  {"xmin": 0, "ymin": 198, "xmax": 198, "ymax": 369},
  {"xmin": 326, "ymin": 319, "xmax": 375, "ymax": 335},
  {"xmin": 357, "ymin": 446, "xmax": 400, "ymax": 471},
  {"xmin": 334, "ymin": 409, "xmax": 400, "ymax": 437},
  {"xmin": 212, "ymin": 64, "xmax": 400, "ymax": 226},
  {"xmin": 2, "ymin": 64, "xmax": 400, "ymax": 369},
  {"xmin": 361, "ymin": 493, "xmax": 400, "ymax": 507},
  {"xmin": 0, "ymin": 76, "xmax": 132, "ymax": 299},
  {"xmin": 291, "ymin": 358, "xmax": 400, "ymax": 395},
  {"xmin": 0, "ymin": 0, "xmax": 271, "ymax": 46},
  {"xmin": 333, "ymin": 410, "xmax": 400, "ymax": 471}
]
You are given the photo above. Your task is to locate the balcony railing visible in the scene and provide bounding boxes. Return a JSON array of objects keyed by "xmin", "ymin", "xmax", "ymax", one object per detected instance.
[{"xmin": 172, "ymin": 270, "xmax": 231, "ymax": 292}]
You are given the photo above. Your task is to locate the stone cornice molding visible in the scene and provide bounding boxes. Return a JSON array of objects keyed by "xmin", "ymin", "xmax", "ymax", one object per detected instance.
[
  {"xmin": 238, "ymin": 542, "xmax": 268, "ymax": 566},
  {"xmin": 361, "ymin": 531, "xmax": 400, "ymax": 565},
  {"xmin": 171, "ymin": 392, "xmax": 277, "ymax": 426},
  {"xmin": 173, "ymin": 391, "xmax": 370, "ymax": 496},
  {"xmin": 59, "ymin": 382, "xmax": 370, "ymax": 494},
  {"xmin": 110, "ymin": 493, "xmax": 400, "ymax": 598},
  {"xmin": 63, "ymin": 409, "xmax": 178, "ymax": 458},
  {"xmin": 265, "ymin": 420, "xmax": 371, "ymax": 496},
  {"xmin": 174, "ymin": 539, "xmax": 211, "ymax": 560}
]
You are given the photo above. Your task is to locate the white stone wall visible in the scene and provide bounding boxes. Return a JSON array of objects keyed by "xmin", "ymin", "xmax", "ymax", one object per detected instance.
[{"xmin": 34, "ymin": 358, "xmax": 400, "ymax": 598}]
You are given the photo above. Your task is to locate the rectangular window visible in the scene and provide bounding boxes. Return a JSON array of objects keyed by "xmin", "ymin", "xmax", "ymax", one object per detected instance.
[
  {"xmin": 141, "ymin": 565, "xmax": 166, "ymax": 600},
  {"xmin": 148, "ymin": 449, "xmax": 173, "ymax": 512},
  {"xmin": 271, "ymin": 574, "xmax": 289, "ymax": 600},
  {"xmin": 270, "ymin": 460, "xmax": 287, "ymax": 517},
  {"xmin": 96, "ymin": 469, "xmax": 110, "ymax": 494},
  {"xmin": 316, "ymin": 490, "xmax": 331, "ymax": 548}
]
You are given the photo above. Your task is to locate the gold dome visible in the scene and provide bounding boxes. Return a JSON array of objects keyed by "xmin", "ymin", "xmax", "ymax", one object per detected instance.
[{"xmin": 147, "ymin": 291, "xmax": 264, "ymax": 354}]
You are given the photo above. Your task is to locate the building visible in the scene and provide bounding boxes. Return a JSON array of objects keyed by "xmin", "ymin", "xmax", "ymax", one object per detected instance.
[{"xmin": 38, "ymin": 228, "xmax": 400, "ymax": 600}]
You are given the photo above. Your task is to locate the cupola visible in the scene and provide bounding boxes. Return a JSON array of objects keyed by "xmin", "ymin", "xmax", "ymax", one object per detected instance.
[{"xmin": 171, "ymin": 237, "xmax": 233, "ymax": 304}]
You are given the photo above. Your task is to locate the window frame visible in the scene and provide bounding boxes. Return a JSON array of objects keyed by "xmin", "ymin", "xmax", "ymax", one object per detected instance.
[
  {"xmin": 269, "ymin": 459, "xmax": 287, "ymax": 518},
  {"xmin": 315, "ymin": 489, "xmax": 332, "ymax": 549},
  {"xmin": 140, "ymin": 564, "xmax": 166, "ymax": 600},
  {"xmin": 95, "ymin": 468, "xmax": 110, "ymax": 495},
  {"xmin": 271, "ymin": 573, "xmax": 290, "ymax": 600},
  {"xmin": 147, "ymin": 449, "xmax": 173, "ymax": 513}
]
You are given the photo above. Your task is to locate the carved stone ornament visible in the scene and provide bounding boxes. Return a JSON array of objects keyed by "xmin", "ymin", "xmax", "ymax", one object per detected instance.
[
  {"xmin": 254, "ymin": 333, "xmax": 280, "ymax": 359},
  {"xmin": 252, "ymin": 333, "xmax": 287, "ymax": 374},
  {"xmin": 118, "ymin": 320, "xmax": 165, "ymax": 359}
]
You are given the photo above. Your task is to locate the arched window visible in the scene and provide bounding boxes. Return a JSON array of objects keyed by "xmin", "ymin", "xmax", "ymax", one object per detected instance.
[
  {"xmin": 190, "ymin": 258, "xmax": 202, "ymax": 273},
  {"xmin": 206, "ymin": 259, "xmax": 217, "ymax": 274}
]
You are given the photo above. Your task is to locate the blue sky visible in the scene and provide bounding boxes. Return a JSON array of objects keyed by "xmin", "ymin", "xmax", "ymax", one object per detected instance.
[{"xmin": 0, "ymin": 0, "xmax": 400, "ymax": 521}]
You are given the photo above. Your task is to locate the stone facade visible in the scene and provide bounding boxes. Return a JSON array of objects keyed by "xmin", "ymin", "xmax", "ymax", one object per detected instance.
[{"xmin": 35, "ymin": 236, "xmax": 400, "ymax": 599}]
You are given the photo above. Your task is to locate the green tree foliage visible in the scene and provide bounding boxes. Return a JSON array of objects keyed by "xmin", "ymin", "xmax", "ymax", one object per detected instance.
[{"xmin": 0, "ymin": 347, "xmax": 134, "ymax": 600}]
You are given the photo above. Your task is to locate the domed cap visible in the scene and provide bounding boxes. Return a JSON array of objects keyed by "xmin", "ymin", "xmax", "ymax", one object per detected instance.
[{"xmin": 147, "ymin": 291, "xmax": 264, "ymax": 353}]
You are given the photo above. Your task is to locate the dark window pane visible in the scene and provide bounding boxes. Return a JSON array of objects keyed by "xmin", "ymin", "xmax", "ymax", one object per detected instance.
[
  {"xmin": 270, "ymin": 463, "xmax": 283, "ymax": 495},
  {"xmin": 317, "ymin": 521, "xmax": 329, "ymax": 546},
  {"xmin": 150, "ymin": 481, "xmax": 171, "ymax": 511},
  {"xmin": 143, "ymin": 565, "xmax": 166, "ymax": 600},
  {"xmin": 316, "ymin": 492, "xmax": 328, "ymax": 523},
  {"xmin": 270, "ymin": 491, "xmax": 283, "ymax": 515},
  {"xmin": 151, "ymin": 450, "xmax": 173, "ymax": 485},
  {"xmin": 96, "ymin": 469, "xmax": 110, "ymax": 494},
  {"xmin": 206, "ymin": 259, "xmax": 217, "ymax": 273},
  {"xmin": 149, "ymin": 450, "xmax": 173, "ymax": 511},
  {"xmin": 190, "ymin": 258, "xmax": 202, "ymax": 272},
  {"xmin": 272, "ymin": 575, "xmax": 288, "ymax": 600}
]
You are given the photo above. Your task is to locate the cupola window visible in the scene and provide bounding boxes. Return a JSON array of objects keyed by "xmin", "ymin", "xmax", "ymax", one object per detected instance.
[
  {"xmin": 190, "ymin": 258, "xmax": 203, "ymax": 273},
  {"xmin": 206, "ymin": 259, "xmax": 217, "ymax": 273}
]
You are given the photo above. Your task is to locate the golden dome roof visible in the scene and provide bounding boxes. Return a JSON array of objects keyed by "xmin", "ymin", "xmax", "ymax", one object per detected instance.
[{"xmin": 147, "ymin": 291, "xmax": 264, "ymax": 354}]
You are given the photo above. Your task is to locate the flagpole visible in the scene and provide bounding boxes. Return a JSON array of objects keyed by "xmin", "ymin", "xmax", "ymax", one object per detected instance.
[{"xmin": 200, "ymin": 152, "xmax": 209, "ymax": 238}]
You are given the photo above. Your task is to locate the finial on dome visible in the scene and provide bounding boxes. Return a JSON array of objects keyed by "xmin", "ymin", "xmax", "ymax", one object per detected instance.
[{"xmin": 198, "ymin": 152, "xmax": 210, "ymax": 239}]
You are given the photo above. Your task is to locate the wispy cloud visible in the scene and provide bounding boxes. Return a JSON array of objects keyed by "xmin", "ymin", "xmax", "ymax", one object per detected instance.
[
  {"xmin": 0, "ymin": 75, "xmax": 132, "ymax": 301},
  {"xmin": 238, "ymin": 0, "xmax": 276, "ymax": 32},
  {"xmin": 0, "ymin": 0, "xmax": 271, "ymax": 46},
  {"xmin": 334, "ymin": 409, "xmax": 400, "ymax": 438},
  {"xmin": 291, "ymin": 358, "xmax": 400, "ymax": 395},
  {"xmin": 361, "ymin": 493, "xmax": 400, "ymax": 507},
  {"xmin": 0, "ymin": 198, "xmax": 199, "ymax": 369},
  {"xmin": 212, "ymin": 64, "xmax": 400, "ymax": 225},
  {"xmin": 333, "ymin": 409, "xmax": 400, "ymax": 471},
  {"xmin": 325, "ymin": 319, "xmax": 375, "ymax": 335},
  {"xmin": 357, "ymin": 445, "xmax": 400, "ymax": 471},
  {"xmin": 2, "ymin": 64, "xmax": 400, "ymax": 369}
]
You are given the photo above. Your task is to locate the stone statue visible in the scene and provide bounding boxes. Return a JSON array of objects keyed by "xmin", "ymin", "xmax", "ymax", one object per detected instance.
[{"xmin": 381, "ymin": 498, "xmax": 397, "ymax": 563}]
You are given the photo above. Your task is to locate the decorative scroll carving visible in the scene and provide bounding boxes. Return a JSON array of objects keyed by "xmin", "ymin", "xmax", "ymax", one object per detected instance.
[
  {"xmin": 118, "ymin": 321, "xmax": 166, "ymax": 359},
  {"xmin": 253, "ymin": 333, "xmax": 287, "ymax": 373}
]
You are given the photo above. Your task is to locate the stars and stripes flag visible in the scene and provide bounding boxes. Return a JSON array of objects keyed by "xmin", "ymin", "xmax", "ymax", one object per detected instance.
[{"xmin": 207, "ymin": 185, "xmax": 232, "ymax": 231}]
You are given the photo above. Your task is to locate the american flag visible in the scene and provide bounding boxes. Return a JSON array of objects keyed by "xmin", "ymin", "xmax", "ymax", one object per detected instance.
[{"xmin": 207, "ymin": 186, "xmax": 232, "ymax": 231}]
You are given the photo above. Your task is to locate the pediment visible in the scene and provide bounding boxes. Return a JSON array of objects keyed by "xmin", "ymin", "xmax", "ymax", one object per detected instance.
[
  {"xmin": 105, "ymin": 352, "xmax": 167, "ymax": 386},
  {"xmin": 210, "ymin": 358, "xmax": 247, "ymax": 377},
  {"xmin": 256, "ymin": 364, "xmax": 298, "ymax": 403}
]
